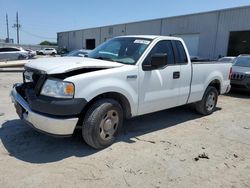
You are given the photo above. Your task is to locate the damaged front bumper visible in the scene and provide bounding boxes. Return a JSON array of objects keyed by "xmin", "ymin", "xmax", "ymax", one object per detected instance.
[{"xmin": 10, "ymin": 83, "xmax": 80, "ymax": 136}]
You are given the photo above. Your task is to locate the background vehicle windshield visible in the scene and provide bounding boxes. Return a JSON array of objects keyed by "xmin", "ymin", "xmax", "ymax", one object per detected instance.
[
  {"xmin": 233, "ymin": 56, "xmax": 250, "ymax": 67},
  {"xmin": 87, "ymin": 37, "xmax": 152, "ymax": 65}
]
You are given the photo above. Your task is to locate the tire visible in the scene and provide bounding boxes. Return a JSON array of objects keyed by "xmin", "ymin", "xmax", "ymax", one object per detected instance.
[
  {"xmin": 195, "ymin": 86, "xmax": 218, "ymax": 115},
  {"xmin": 82, "ymin": 99, "xmax": 123, "ymax": 149},
  {"xmin": 17, "ymin": 54, "xmax": 24, "ymax": 60},
  {"xmin": 51, "ymin": 52, "xmax": 56, "ymax": 56}
]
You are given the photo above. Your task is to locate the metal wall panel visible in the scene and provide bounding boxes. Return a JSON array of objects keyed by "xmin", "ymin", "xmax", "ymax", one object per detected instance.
[
  {"xmin": 68, "ymin": 30, "xmax": 83, "ymax": 51},
  {"xmin": 174, "ymin": 34, "xmax": 200, "ymax": 56},
  {"xmin": 82, "ymin": 28, "xmax": 101, "ymax": 49},
  {"xmin": 100, "ymin": 25, "xmax": 126, "ymax": 43},
  {"xmin": 57, "ymin": 32, "xmax": 69, "ymax": 49},
  {"xmin": 161, "ymin": 12, "xmax": 219, "ymax": 59},
  {"xmin": 126, "ymin": 20, "xmax": 161, "ymax": 35},
  {"xmin": 57, "ymin": 6, "xmax": 250, "ymax": 58},
  {"xmin": 215, "ymin": 6, "xmax": 250, "ymax": 57}
]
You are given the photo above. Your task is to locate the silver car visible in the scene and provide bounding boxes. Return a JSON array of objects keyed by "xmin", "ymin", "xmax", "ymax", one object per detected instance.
[
  {"xmin": 231, "ymin": 55, "xmax": 250, "ymax": 91},
  {"xmin": 0, "ymin": 47, "xmax": 29, "ymax": 61}
]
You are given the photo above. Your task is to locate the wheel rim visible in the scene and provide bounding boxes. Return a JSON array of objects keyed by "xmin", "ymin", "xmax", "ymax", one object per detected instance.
[
  {"xmin": 206, "ymin": 92, "xmax": 216, "ymax": 111},
  {"xmin": 99, "ymin": 109, "xmax": 119, "ymax": 141}
]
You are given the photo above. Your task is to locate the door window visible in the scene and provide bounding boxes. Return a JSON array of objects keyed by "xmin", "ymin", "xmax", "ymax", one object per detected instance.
[
  {"xmin": 0, "ymin": 47, "xmax": 19, "ymax": 52},
  {"xmin": 172, "ymin": 40, "xmax": 188, "ymax": 64},
  {"xmin": 143, "ymin": 40, "xmax": 175, "ymax": 66}
]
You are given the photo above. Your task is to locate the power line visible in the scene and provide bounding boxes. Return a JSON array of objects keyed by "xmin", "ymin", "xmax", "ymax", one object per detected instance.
[{"xmin": 19, "ymin": 28, "xmax": 56, "ymax": 40}]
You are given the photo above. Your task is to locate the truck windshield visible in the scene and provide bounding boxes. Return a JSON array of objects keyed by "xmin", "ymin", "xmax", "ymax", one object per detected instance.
[
  {"xmin": 233, "ymin": 56, "xmax": 250, "ymax": 67},
  {"xmin": 87, "ymin": 37, "xmax": 152, "ymax": 65}
]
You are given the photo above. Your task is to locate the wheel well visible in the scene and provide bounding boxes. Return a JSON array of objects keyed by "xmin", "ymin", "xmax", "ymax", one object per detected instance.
[
  {"xmin": 78, "ymin": 92, "xmax": 131, "ymax": 125},
  {"xmin": 208, "ymin": 80, "xmax": 221, "ymax": 94}
]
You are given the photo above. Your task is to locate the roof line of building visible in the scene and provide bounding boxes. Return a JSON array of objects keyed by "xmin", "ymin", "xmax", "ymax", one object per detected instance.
[{"xmin": 57, "ymin": 5, "xmax": 250, "ymax": 34}]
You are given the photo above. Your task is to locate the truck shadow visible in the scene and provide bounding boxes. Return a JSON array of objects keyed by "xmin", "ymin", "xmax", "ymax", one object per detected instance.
[
  {"xmin": 226, "ymin": 90, "xmax": 250, "ymax": 99},
  {"xmin": 0, "ymin": 106, "xmax": 221, "ymax": 164},
  {"xmin": 119, "ymin": 106, "xmax": 220, "ymax": 143}
]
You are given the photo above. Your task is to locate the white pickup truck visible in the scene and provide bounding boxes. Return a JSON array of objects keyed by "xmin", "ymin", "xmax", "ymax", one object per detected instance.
[{"xmin": 11, "ymin": 35, "xmax": 232, "ymax": 149}]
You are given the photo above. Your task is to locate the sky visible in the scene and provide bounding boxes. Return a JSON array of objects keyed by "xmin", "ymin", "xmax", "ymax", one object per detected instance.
[{"xmin": 0, "ymin": 0, "xmax": 249, "ymax": 44}]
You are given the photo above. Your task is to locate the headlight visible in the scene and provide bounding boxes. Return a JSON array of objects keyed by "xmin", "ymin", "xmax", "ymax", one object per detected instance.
[{"xmin": 40, "ymin": 79, "xmax": 74, "ymax": 98}]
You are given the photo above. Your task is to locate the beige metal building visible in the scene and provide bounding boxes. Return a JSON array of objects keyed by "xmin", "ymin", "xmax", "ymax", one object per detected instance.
[{"xmin": 57, "ymin": 5, "xmax": 250, "ymax": 59}]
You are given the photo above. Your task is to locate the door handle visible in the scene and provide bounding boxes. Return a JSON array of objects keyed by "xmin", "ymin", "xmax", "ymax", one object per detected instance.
[{"xmin": 173, "ymin": 71, "xmax": 180, "ymax": 79}]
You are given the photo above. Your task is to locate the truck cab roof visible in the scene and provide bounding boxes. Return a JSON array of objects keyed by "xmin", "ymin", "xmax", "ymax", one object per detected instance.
[{"xmin": 115, "ymin": 35, "xmax": 182, "ymax": 41}]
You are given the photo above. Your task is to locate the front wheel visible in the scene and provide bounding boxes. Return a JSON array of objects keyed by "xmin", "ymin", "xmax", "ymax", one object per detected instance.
[
  {"xmin": 195, "ymin": 86, "xmax": 218, "ymax": 115},
  {"xmin": 82, "ymin": 99, "xmax": 123, "ymax": 149}
]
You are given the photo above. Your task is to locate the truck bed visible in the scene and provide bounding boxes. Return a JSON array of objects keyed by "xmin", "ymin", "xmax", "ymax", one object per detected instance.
[{"xmin": 188, "ymin": 61, "xmax": 231, "ymax": 103}]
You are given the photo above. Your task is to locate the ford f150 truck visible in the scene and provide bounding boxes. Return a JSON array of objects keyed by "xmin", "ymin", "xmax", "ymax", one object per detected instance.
[{"xmin": 11, "ymin": 35, "xmax": 232, "ymax": 149}]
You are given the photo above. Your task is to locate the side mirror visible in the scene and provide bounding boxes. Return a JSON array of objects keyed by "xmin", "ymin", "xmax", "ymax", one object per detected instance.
[{"xmin": 143, "ymin": 53, "xmax": 168, "ymax": 71}]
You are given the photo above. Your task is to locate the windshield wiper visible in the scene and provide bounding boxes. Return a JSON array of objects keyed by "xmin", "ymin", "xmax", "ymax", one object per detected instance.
[
  {"xmin": 94, "ymin": 56, "xmax": 125, "ymax": 64},
  {"xmin": 94, "ymin": 56, "xmax": 115, "ymax": 62}
]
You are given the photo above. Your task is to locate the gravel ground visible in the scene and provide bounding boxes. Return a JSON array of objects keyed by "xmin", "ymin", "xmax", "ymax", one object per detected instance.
[{"xmin": 0, "ymin": 71, "xmax": 249, "ymax": 188}]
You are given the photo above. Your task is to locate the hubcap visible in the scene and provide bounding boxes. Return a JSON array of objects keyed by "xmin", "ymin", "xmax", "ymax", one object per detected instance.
[
  {"xmin": 99, "ymin": 110, "xmax": 119, "ymax": 140},
  {"xmin": 206, "ymin": 92, "xmax": 216, "ymax": 111}
]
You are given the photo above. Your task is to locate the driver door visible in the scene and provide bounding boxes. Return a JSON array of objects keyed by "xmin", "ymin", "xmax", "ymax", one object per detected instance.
[{"xmin": 138, "ymin": 40, "xmax": 181, "ymax": 115}]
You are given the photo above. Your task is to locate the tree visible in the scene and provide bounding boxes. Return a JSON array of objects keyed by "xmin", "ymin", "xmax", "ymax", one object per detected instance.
[{"xmin": 39, "ymin": 40, "xmax": 57, "ymax": 46}]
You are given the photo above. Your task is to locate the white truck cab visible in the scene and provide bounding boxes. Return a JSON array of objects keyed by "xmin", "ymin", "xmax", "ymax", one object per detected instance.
[{"xmin": 11, "ymin": 35, "xmax": 231, "ymax": 149}]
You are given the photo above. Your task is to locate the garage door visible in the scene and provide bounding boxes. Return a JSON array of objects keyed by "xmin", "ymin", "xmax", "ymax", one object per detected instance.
[
  {"xmin": 227, "ymin": 31, "xmax": 250, "ymax": 56},
  {"xmin": 174, "ymin": 34, "xmax": 200, "ymax": 56}
]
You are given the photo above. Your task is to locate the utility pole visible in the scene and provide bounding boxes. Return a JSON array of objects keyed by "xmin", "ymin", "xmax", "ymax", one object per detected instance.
[
  {"xmin": 13, "ymin": 12, "xmax": 21, "ymax": 44},
  {"xmin": 6, "ymin": 13, "xmax": 9, "ymax": 43}
]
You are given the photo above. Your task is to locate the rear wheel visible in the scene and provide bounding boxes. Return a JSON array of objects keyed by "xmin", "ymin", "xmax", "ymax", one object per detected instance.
[
  {"xmin": 82, "ymin": 99, "xmax": 123, "ymax": 149},
  {"xmin": 17, "ymin": 55, "xmax": 22, "ymax": 60},
  {"xmin": 195, "ymin": 86, "xmax": 218, "ymax": 115},
  {"xmin": 17, "ymin": 54, "xmax": 24, "ymax": 60}
]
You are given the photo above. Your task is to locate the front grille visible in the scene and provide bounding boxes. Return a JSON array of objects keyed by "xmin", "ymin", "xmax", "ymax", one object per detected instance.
[{"xmin": 231, "ymin": 72, "xmax": 245, "ymax": 80}]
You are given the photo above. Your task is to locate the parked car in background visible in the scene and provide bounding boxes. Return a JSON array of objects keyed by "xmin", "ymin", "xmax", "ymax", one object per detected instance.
[
  {"xmin": 57, "ymin": 47, "xmax": 68, "ymax": 55},
  {"xmin": 231, "ymin": 55, "xmax": 250, "ymax": 91},
  {"xmin": 66, "ymin": 49, "xmax": 91, "ymax": 57},
  {"xmin": 37, "ymin": 48, "xmax": 57, "ymax": 55},
  {"xmin": 0, "ymin": 47, "xmax": 29, "ymax": 61},
  {"xmin": 218, "ymin": 56, "xmax": 235, "ymax": 63},
  {"xmin": 25, "ymin": 49, "xmax": 36, "ymax": 59}
]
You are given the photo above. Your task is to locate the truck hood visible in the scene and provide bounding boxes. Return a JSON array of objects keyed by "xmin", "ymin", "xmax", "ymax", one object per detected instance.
[
  {"xmin": 25, "ymin": 57, "xmax": 124, "ymax": 74},
  {"xmin": 232, "ymin": 65, "xmax": 250, "ymax": 74}
]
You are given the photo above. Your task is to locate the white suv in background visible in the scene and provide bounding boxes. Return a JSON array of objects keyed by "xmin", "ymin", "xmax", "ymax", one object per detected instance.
[{"xmin": 38, "ymin": 48, "xmax": 57, "ymax": 55}]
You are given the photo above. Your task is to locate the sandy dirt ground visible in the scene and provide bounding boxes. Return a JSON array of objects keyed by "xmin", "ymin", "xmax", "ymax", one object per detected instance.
[{"xmin": 0, "ymin": 71, "xmax": 249, "ymax": 188}]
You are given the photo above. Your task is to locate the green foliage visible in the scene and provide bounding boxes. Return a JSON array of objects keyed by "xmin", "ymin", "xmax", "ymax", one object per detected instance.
[{"xmin": 39, "ymin": 41, "xmax": 57, "ymax": 46}]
